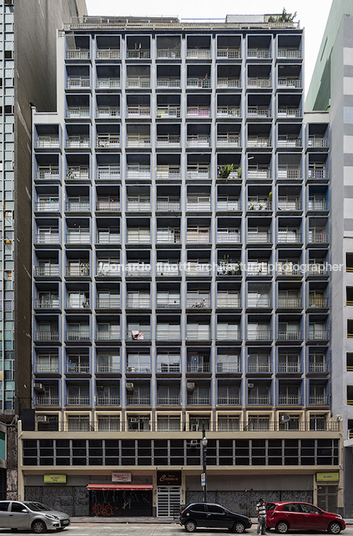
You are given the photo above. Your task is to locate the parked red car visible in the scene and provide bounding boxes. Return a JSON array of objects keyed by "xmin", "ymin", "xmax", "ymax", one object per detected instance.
[{"xmin": 266, "ymin": 502, "xmax": 345, "ymax": 534}]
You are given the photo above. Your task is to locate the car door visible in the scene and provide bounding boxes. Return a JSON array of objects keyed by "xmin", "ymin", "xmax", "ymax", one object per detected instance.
[
  {"xmin": 206, "ymin": 504, "xmax": 230, "ymax": 529},
  {"xmin": 189, "ymin": 503, "xmax": 207, "ymax": 527},
  {"xmin": 299, "ymin": 503, "xmax": 328, "ymax": 531},
  {"xmin": 280, "ymin": 503, "xmax": 304, "ymax": 529},
  {"xmin": 0, "ymin": 501, "xmax": 11, "ymax": 528},
  {"xmin": 8, "ymin": 502, "xmax": 30, "ymax": 530}
]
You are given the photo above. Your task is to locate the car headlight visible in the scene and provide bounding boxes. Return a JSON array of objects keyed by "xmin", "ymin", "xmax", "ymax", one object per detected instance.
[{"xmin": 45, "ymin": 514, "xmax": 59, "ymax": 520}]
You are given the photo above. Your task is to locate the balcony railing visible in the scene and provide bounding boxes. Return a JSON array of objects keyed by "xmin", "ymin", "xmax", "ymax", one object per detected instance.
[
  {"xmin": 308, "ymin": 166, "xmax": 328, "ymax": 179},
  {"xmin": 309, "ymin": 363, "xmax": 329, "ymax": 373},
  {"xmin": 247, "ymin": 298, "xmax": 271, "ymax": 308},
  {"xmin": 186, "ymin": 329, "xmax": 211, "ymax": 341},
  {"xmin": 35, "ymin": 201, "xmax": 60, "ymax": 212},
  {"xmin": 34, "ymin": 363, "xmax": 59, "ymax": 374},
  {"xmin": 217, "ymin": 396, "xmax": 241, "ymax": 405},
  {"xmin": 96, "ymin": 396, "xmax": 120, "ymax": 406},
  {"xmin": 309, "ymin": 395, "xmax": 329, "ymax": 405},
  {"xmin": 97, "ymin": 135, "xmax": 120, "ymax": 148},
  {"xmin": 187, "ymin": 78, "xmax": 211, "ymax": 89},
  {"xmin": 187, "ymin": 396, "xmax": 211, "ymax": 405},
  {"xmin": 248, "ymin": 395, "xmax": 271, "ymax": 405},
  {"xmin": 126, "ymin": 49, "xmax": 150, "ymax": 59},
  {"xmin": 278, "ymin": 395, "xmax": 303, "ymax": 405},
  {"xmin": 34, "ymin": 331, "xmax": 59, "ymax": 341},
  {"xmin": 187, "ymin": 199, "xmax": 211, "ymax": 211},
  {"xmin": 126, "ymin": 76, "xmax": 150, "ymax": 88},
  {"xmin": 217, "ymin": 134, "xmax": 241, "ymax": 147},
  {"xmin": 157, "ymin": 78, "xmax": 180, "ymax": 88},
  {"xmin": 126, "ymin": 329, "xmax": 151, "ymax": 341},
  {"xmin": 34, "ymin": 265, "xmax": 60, "ymax": 277},
  {"xmin": 66, "ymin": 107, "xmax": 90, "ymax": 119},
  {"xmin": 217, "ymin": 106, "xmax": 241, "ymax": 118},
  {"xmin": 308, "ymin": 200, "xmax": 329, "ymax": 211},
  {"xmin": 156, "ymin": 48, "xmax": 181, "ymax": 59},
  {"xmin": 96, "ymin": 363, "xmax": 120, "ymax": 374},
  {"xmin": 156, "ymin": 165, "xmax": 181, "ymax": 180},
  {"xmin": 187, "ymin": 264, "xmax": 212, "ymax": 276},
  {"xmin": 156, "ymin": 135, "xmax": 181, "ymax": 148},
  {"xmin": 66, "ymin": 331, "xmax": 90, "ymax": 341},
  {"xmin": 186, "ymin": 106, "xmax": 211, "ymax": 118},
  {"xmin": 278, "ymin": 107, "xmax": 301, "ymax": 118},
  {"xmin": 217, "ymin": 363, "xmax": 241, "ymax": 373},
  {"xmin": 187, "ymin": 165, "xmax": 211, "ymax": 180},
  {"xmin": 308, "ymin": 297, "xmax": 329, "ymax": 308},
  {"xmin": 308, "ymin": 136, "xmax": 329, "ymax": 148},
  {"xmin": 247, "ymin": 330, "xmax": 272, "ymax": 340},
  {"xmin": 66, "ymin": 77, "xmax": 90, "ymax": 89},
  {"xmin": 157, "ymin": 363, "xmax": 181, "ymax": 373},
  {"xmin": 65, "ymin": 201, "xmax": 90, "ymax": 212},
  {"xmin": 247, "ymin": 232, "xmax": 271, "ymax": 243},
  {"xmin": 248, "ymin": 137, "xmax": 271, "ymax": 148},
  {"xmin": 96, "ymin": 78, "xmax": 120, "ymax": 89},
  {"xmin": 96, "ymin": 200, "xmax": 119, "ymax": 212},
  {"xmin": 66, "ymin": 363, "xmax": 89, "ymax": 374},
  {"xmin": 96, "ymin": 48, "xmax": 120, "ymax": 59},
  {"xmin": 217, "ymin": 78, "xmax": 241, "ymax": 88},
  {"xmin": 248, "ymin": 48, "xmax": 271, "ymax": 58},
  {"xmin": 96, "ymin": 107, "xmax": 120, "ymax": 119},
  {"xmin": 187, "ymin": 135, "xmax": 211, "ymax": 148},
  {"xmin": 157, "ymin": 105, "xmax": 180, "ymax": 118},
  {"xmin": 278, "ymin": 331, "xmax": 303, "ymax": 340},
  {"xmin": 157, "ymin": 199, "xmax": 181, "ymax": 212},
  {"xmin": 278, "ymin": 363, "xmax": 302, "ymax": 373},
  {"xmin": 278, "ymin": 297, "xmax": 302, "ymax": 308},
  {"xmin": 66, "ymin": 166, "xmax": 90, "ymax": 181},
  {"xmin": 216, "ymin": 231, "xmax": 240, "ymax": 243},
  {"xmin": 157, "ymin": 396, "xmax": 181, "ymax": 406},
  {"xmin": 126, "ymin": 165, "xmax": 150, "ymax": 180},
  {"xmin": 278, "ymin": 166, "xmax": 302, "ymax": 179},
  {"xmin": 277, "ymin": 199, "xmax": 302, "ymax": 211},
  {"xmin": 126, "ymin": 105, "xmax": 150, "ymax": 117},
  {"xmin": 278, "ymin": 78, "xmax": 302, "ymax": 88},
  {"xmin": 278, "ymin": 136, "xmax": 302, "ymax": 148},
  {"xmin": 96, "ymin": 297, "xmax": 120, "ymax": 309},
  {"xmin": 96, "ymin": 330, "xmax": 120, "ymax": 341},
  {"xmin": 217, "ymin": 199, "xmax": 240, "ymax": 211},
  {"xmin": 35, "ymin": 396, "xmax": 59, "ymax": 406},
  {"xmin": 248, "ymin": 106, "xmax": 271, "ymax": 118},
  {"xmin": 157, "ymin": 327, "xmax": 181, "ymax": 340},
  {"xmin": 248, "ymin": 78, "xmax": 271, "ymax": 88},
  {"xmin": 97, "ymin": 165, "xmax": 120, "ymax": 181},
  {"xmin": 217, "ymin": 47, "xmax": 241, "ymax": 58},
  {"xmin": 187, "ymin": 231, "xmax": 210, "ymax": 244},
  {"xmin": 36, "ymin": 166, "xmax": 60, "ymax": 181},
  {"xmin": 35, "ymin": 233, "xmax": 60, "ymax": 245},
  {"xmin": 66, "ymin": 137, "xmax": 90, "ymax": 149},
  {"xmin": 157, "ymin": 264, "xmax": 181, "ymax": 277},
  {"xmin": 66, "ymin": 233, "xmax": 91, "ymax": 245},
  {"xmin": 187, "ymin": 49, "xmax": 211, "ymax": 59},
  {"xmin": 96, "ymin": 232, "xmax": 120, "ymax": 244},
  {"xmin": 248, "ymin": 364, "xmax": 271, "ymax": 373},
  {"xmin": 278, "ymin": 232, "xmax": 302, "ymax": 243},
  {"xmin": 308, "ymin": 232, "xmax": 329, "ymax": 244},
  {"xmin": 126, "ymin": 135, "xmax": 150, "ymax": 148},
  {"xmin": 126, "ymin": 396, "xmax": 151, "ymax": 406},
  {"xmin": 246, "ymin": 264, "xmax": 270, "ymax": 276},
  {"xmin": 65, "ymin": 265, "xmax": 89, "ymax": 277},
  {"xmin": 248, "ymin": 166, "xmax": 271, "ymax": 180},
  {"xmin": 126, "ymin": 296, "xmax": 150, "ymax": 309},
  {"xmin": 308, "ymin": 330, "xmax": 330, "ymax": 340},
  {"xmin": 36, "ymin": 137, "xmax": 60, "ymax": 149},
  {"xmin": 66, "ymin": 48, "xmax": 90, "ymax": 59},
  {"xmin": 34, "ymin": 298, "xmax": 59, "ymax": 309},
  {"xmin": 278, "ymin": 48, "xmax": 302, "ymax": 59},
  {"xmin": 156, "ymin": 298, "xmax": 181, "ymax": 309},
  {"xmin": 66, "ymin": 396, "xmax": 90, "ymax": 406}
]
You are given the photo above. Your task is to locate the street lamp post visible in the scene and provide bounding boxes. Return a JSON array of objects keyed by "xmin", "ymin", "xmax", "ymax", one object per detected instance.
[{"xmin": 201, "ymin": 424, "xmax": 208, "ymax": 503}]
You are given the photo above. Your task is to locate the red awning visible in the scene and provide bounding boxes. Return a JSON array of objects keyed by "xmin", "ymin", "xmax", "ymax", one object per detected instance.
[{"xmin": 86, "ymin": 483, "xmax": 153, "ymax": 491}]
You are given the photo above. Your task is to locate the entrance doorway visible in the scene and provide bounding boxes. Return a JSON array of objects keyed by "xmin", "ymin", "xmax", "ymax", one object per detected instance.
[
  {"xmin": 157, "ymin": 486, "xmax": 181, "ymax": 517},
  {"xmin": 317, "ymin": 486, "xmax": 338, "ymax": 512}
]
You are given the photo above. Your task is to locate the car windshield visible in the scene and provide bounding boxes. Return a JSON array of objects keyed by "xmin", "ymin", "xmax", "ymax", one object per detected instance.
[{"xmin": 25, "ymin": 503, "xmax": 52, "ymax": 512}]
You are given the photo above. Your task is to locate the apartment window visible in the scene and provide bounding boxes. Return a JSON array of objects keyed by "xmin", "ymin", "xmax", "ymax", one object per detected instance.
[
  {"xmin": 97, "ymin": 416, "xmax": 120, "ymax": 432},
  {"xmin": 347, "ymin": 353, "xmax": 353, "ymax": 372},
  {"xmin": 157, "ymin": 415, "xmax": 181, "ymax": 431},
  {"xmin": 248, "ymin": 416, "xmax": 270, "ymax": 431},
  {"xmin": 310, "ymin": 415, "xmax": 327, "ymax": 431},
  {"xmin": 67, "ymin": 415, "xmax": 90, "ymax": 432}
]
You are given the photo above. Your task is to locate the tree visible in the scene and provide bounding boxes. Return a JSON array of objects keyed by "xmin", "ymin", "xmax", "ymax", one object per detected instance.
[{"xmin": 268, "ymin": 8, "xmax": 297, "ymax": 23}]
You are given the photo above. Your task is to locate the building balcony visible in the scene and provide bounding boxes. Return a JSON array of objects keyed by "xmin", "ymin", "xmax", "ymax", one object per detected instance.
[
  {"xmin": 217, "ymin": 199, "xmax": 240, "ymax": 211},
  {"xmin": 217, "ymin": 106, "xmax": 241, "ymax": 118},
  {"xmin": 35, "ymin": 233, "xmax": 60, "ymax": 245},
  {"xmin": 278, "ymin": 48, "xmax": 302, "ymax": 59},
  {"xmin": 278, "ymin": 363, "xmax": 302, "ymax": 373},
  {"xmin": 278, "ymin": 107, "xmax": 301, "ymax": 118},
  {"xmin": 66, "ymin": 166, "xmax": 90, "ymax": 181},
  {"xmin": 248, "ymin": 395, "xmax": 271, "ymax": 405},
  {"xmin": 187, "ymin": 49, "xmax": 211, "ymax": 59},
  {"xmin": 96, "ymin": 396, "xmax": 120, "ymax": 406},
  {"xmin": 66, "ymin": 77, "xmax": 90, "ymax": 90},
  {"xmin": 186, "ymin": 106, "xmax": 211, "ymax": 118},
  {"xmin": 186, "ymin": 330, "xmax": 211, "ymax": 342},
  {"xmin": 126, "ymin": 296, "xmax": 150, "ymax": 309},
  {"xmin": 65, "ymin": 201, "xmax": 90, "ymax": 212},
  {"xmin": 126, "ymin": 105, "xmax": 150, "ymax": 117},
  {"xmin": 308, "ymin": 232, "xmax": 329, "ymax": 244},
  {"xmin": 156, "ymin": 135, "xmax": 181, "ymax": 148},
  {"xmin": 96, "ymin": 232, "xmax": 120, "ymax": 245},
  {"xmin": 187, "ymin": 231, "xmax": 210, "ymax": 244},
  {"xmin": 126, "ymin": 329, "xmax": 151, "ymax": 341},
  {"xmin": 187, "ymin": 135, "xmax": 211, "ymax": 148},
  {"xmin": 186, "ymin": 362, "xmax": 211, "ymax": 373},
  {"xmin": 97, "ymin": 165, "xmax": 120, "ymax": 181},
  {"xmin": 278, "ymin": 297, "xmax": 302, "ymax": 308},
  {"xmin": 278, "ymin": 78, "xmax": 302, "ymax": 88},
  {"xmin": 126, "ymin": 396, "xmax": 151, "ymax": 406},
  {"xmin": 34, "ymin": 363, "xmax": 60, "ymax": 374},
  {"xmin": 187, "ymin": 395, "xmax": 210, "ymax": 405},
  {"xmin": 97, "ymin": 364, "xmax": 120, "ymax": 374},
  {"xmin": 66, "ymin": 48, "xmax": 90, "ymax": 60},
  {"xmin": 156, "ymin": 105, "xmax": 181, "ymax": 118},
  {"xmin": 96, "ymin": 78, "xmax": 120, "ymax": 90},
  {"xmin": 65, "ymin": 331, "xmax": 90, "ymax": 341},
  {"xmin": 36, "ymin": 165, "xmax": 60, "ymax": 181},
  {"xmin": 277, "ymin": 198, "xmax": 302, "ymax": 211},
  {"xmin": 34, "ymin": 265, "xmax": 60, "ymax": 277},
  {"xmin": 34, "ymin": 298, "xmax": 60, "ymax": 309},
  {"xmin": 96, "ymin": 106, "xmax": 120, "ymax": 119},
  {"xmin": 308, "ymin": 166, "xmax": 328, "ymax": 180},
  {"xmin": 96, "ymin": 200, "xmax": 119, "ymax": 212},
  {"xmin": 217, "ymin": 363, "xmax": 241, "ymax": 373},
  {"xmin": 34, "ymin": 331, "xmax": 59, "ymax": 342},
  {"xmin": 277, "ymin": 263, "xmax": 301, "ymax": 277},
  {"xmin": 66, "ymin": 233, "xmax": 91, "ymax": 245},
  {"xmin": 96, "ymin": 297, "xmax": 120, "ymax": 309},
  {"xmin": 126, "ymin": 49, "xmax": 150, "ymax": 59},
  {"xmin": 308, "ymin": 136, "xmax": 329, "ymax": 148},
  {"xmin": 247, "ymin": 330, "xmax": 272, "ymax": 341},
  {"xmin": 248, "ymin": 166, "xmax": 271, "ymax": 180},
  {"xmin": 247, "ymin": 136, "xmax": 271, "ymax": 148},
  {"xmin": 126, "ymin": 165, "xmax": 150, "ymax": 180},
  {"xmin": 247, "ymin": 106, "xmax": 271, "ymax": 118},
  {"xmin": 36, "ymin": 137, "xmax": 60, "ymax": 149},
  {"xmin": 157, "ymin": 396, "xmax": 181, "ymax": 406},
  {"xmin": 187, "ymin": 199, "xmax": 211, "ymax": 212},
  {"xmin": 278, "ymin": 166, "xmax": 302, "ymax": 180},
  {"xmin": 308, "ymin": 297, "xmax": 329, "ymax": 309},
  {"xmin": 187, "ymin": 263, "xmax": 212, "ymax": 277},
  {"xmin": 217, "ymin": 134, "xmax": 241, "ymax": 147},
  {"xmin": 248, "ymin": 77, "xmax": 271, "ymax": 88},
  {"xmin": 66, "ymin": 107, "xmax": 90, "ymax": 119},
  {"xmin": 309, "ymin": 395, "xmax": 329, "ymax": 405},
  {"xmin": 308, "ymin": 200, "xmax": 329, "ymax": 211},
  {"xmin": 126, "ymin": 135, "xmax": 150, "ymax": 148},
  {"xmin": 247, "ymin": 232, "xmax": 271, "ymax": 244},
  {"xmin": 156, "ymin": 78, "xmax": 180, "ymax": 88},
  {"xmin": 97, "ymin": 135, "xmax": 120, "ymax": 148},
  {"xmin": 35, "ymin": 396, "xmax": 59, "ymax": 406},
  {"xmin": 96, "ymin": 330, "xmax": 120, "ymax": 341},
  {"xmin": 156, "ymin": 47, "xmax": 181, "ymax": 59},
  {"xmin": 66, "ymin": 297, "xmax": 89, "ymax": 309},
  {"xmin": 156, "ymin": 165, "xmax": 181, "ymax": 180},
  {"xmin": 248, "ymin": 48, "xmax": 271, "ymax": 59},
  {"xmin": 157, "ymin": 199, "xmax": 181, "ymax": 212},
  {"xmin": 156, "ymin": 298, "xmax": 181, "ymax": 309},
  {"xmin": 278, "ymin": 136, "xmax": 302, "ymax": 148},
  {"xmin": 66, "ymin": 264, "xmax": 89, "ymax": 277},
  {"xmin": 217, "ymin": 78, "xmax": 241, "ymax": 89},
  {"xmin": 247, "ymin": 298, "xmax": 271, "ymax": 308},
  {"xmin": 248, "ymin": 364, "xmax": 271, "ymax": 373},
  {"xmin": 66, "ymin": 396, "xmax": 90, "ymax": 406},
  {"xmin": 308, "ymin": 330, "xmax": 330, "ymax": 341},
  {"xmin": 246, "ymin": 264, "xmax": 270, "ymax": 276},
  {"xmin": 65, "ymin": 137, "xmax": 90, "ymax": 149},
  {"xmin": 157, "ymin": 363, "xmax": 181, "ymax": 374},
  {"xmin": 247, "ymin": 200, "xmax": 272, "ymax": 211},
  {"xmin": 126, "ymin": 76, "xmax": 150, "ymax": 88},
  {"xmin": 187, "ymin": 295, "xmax": 211, "ymax": 309},
  {"xmin": 157, "ymin": 328, "xmax": 181, "ymax": 341},
  {"xmin": 66, "ymin": 363, "xmax": 90, "ymax": 374},
  {"xmin": 187, "ymin": 165, "xmax": 211, "ymax": 180},
  {"xmin": 217, "ymin": 47, "xmax": 241, "ymax": 59},
  {"xmin": 216, "ymin": 231, "xmax": 240, "ymax": 244},
  {"xmin": 126, "ymin": 231, "xmax": 150, "ymax": 245},
  {"xmin": 35, "ymin": 201, "xmax": 60, "ymax": 212},
  {"xmin": 217, "ymin": 296, "xmax": 240, "ymax": 308},
  {"xmin": 96, "ymin": 48, "xmax": 120, "ymax": 60},
  {"xmin": 309, "ymin": 363, "xmax": 329, "ymax": 373},
  {"xmin": 278, "ymin": 395, "xmax": 303, "ymax": 405},
  {"xmin": 187, "ymin": 78, "xmax": 211, "ymax": 89},
  {"xmin": 277, "ymin": 232, "xmax": 302, "ymax": 243},
  {"xmin": 278, "ymin": 331, "xmax": 303, "ymax": 341},
  {"xmin": 217, "ymin": 396, "xmax": 241, "ymax": 405},
  {"xmin": 126, "ymin": 198, "xmax": 150, "ymax": 212}
]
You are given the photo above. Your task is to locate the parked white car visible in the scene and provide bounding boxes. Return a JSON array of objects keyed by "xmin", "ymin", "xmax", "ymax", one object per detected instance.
[{"xmin": 0, "ymin": 500, "xmax": 70, "ymax": 533}]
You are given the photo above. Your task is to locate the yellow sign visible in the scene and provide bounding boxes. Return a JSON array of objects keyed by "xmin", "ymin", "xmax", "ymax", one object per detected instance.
[
  {"xmin": 44, "ymin": 474, "xmax": 67, "ymax": 484},
  {"xmin": 316, "ymin": 473, "xmax": 339, "ymax": 482}
]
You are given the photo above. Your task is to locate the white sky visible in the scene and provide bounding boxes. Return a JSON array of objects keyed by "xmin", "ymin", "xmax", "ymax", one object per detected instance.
[{"xmin": 85, "ymin": 0, "xmax": 333, "ymax": 95}]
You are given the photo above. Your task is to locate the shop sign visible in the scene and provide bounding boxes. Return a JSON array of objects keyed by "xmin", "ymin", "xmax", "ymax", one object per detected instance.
[
  {"xmin": 112, "ymin": 473, "xmax": 132, "ymax": 482},
  {"xmin": 316, "ymin": 472, "xmax": 339, "ymax": 482},
  {"xmin": 157, "ymin": 470, "xmax": 181, "ymax": 486},
  {"xmin": 44, "ymin": 474, "xmax": 66, "ymax": 484}
]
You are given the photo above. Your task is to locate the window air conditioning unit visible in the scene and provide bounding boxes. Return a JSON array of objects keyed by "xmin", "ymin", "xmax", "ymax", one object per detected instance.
[
  {"xmin": 34, "ymin": 383, "xmax": 45, "ymax": 393},
  {"xmin": 187, "ymin": 382, "xmax": 195, "ymax": 391},
  {"xmin": 36, "ymin": 415, "xmax": 48, "ymax": 423},
  {"xmin": 248, "ymin": 383, "xmax": 254, "ymax": 389},
  {"xmin": 190, "ymin": 440, "xmax": 199, "ymax": 447},
  {"xmin": 126, "ymin": 382, "xmax": 134, "ymax": 391},
  {"xmin": 280, "ymin": 414, "xmax": 291, "ymax": 423}
]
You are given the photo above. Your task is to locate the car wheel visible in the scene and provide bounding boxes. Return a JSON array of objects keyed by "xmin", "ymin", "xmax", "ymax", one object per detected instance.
[
  {"xmin": 184, "ymin": 520, "xmax": 197, "ymax": 532},
  {"xmin": 32, "ymin": 520, "xmax": 47, "ymax": 534},
  {"xmin": 328, "ymin": 522, "xmax": 342, "ymax": 534},
  {"xmin": 233, "ymin": 521, "xmax": 246, "ymax": 533},
  {"xmin": 276, "ymin": 521, "xmax": 289, "ymax": 534}
]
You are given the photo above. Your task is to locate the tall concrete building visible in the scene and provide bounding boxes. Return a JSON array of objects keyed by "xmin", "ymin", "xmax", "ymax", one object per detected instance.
[
  {"xmin": 306, "ymin": 0, "xmax": 353, "ymax": 519},
  {"xmin": 25, "ymin": 13, "xmax": 342, "ymax": 517},
  {"xmin": 0, "ymin": 0, "xmax": 87, "ymax": 498}
]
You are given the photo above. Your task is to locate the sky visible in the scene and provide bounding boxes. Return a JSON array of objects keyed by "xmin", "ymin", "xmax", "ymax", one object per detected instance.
[{"xmin": 85, "ymin": 0, "xmax": 334, "ymax": 95}]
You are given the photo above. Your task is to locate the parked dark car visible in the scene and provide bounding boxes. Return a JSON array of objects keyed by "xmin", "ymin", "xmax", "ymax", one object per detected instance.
[
  {"xmin": 266, "ymin": 501, "xmax": 345, "ymax": 534},
  {"xmin": 180, "ymin": 502, "xmax": 252, "ymax": 533}
]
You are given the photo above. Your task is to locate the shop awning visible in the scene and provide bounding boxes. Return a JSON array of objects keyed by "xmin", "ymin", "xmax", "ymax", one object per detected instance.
[{"xmin": 86, "ymin": 483, "xmax": 153, "ymax": 491}]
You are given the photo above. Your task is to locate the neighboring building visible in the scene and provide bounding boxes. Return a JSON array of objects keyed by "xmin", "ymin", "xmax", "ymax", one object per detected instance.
[
  {"xmin": 24, "ymin": 13, "xmax": 342, "ymax": 517},
  {"xmin": 306, "ymin": 0, "xmax": 353, "ymax": 519},
  {"xmin": 0, "ymin": 0, "xmax": 87, "ymax": 498}
]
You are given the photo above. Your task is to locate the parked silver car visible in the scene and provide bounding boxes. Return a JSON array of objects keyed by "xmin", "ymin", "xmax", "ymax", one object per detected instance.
[{"xmin": 0, "ymin": 500, "xmax": 70, "ymax": 533}]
